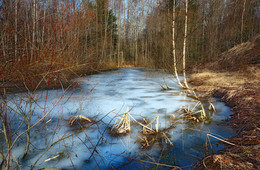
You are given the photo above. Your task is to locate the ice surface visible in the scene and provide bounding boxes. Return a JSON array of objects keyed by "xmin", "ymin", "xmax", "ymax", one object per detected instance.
[{"xmin": 4, "ymin": 68, "xmax": 235, "ymax": 169}]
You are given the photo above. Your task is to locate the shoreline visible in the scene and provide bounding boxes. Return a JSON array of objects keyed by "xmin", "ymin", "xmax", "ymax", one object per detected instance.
[
  {"xmin": 188, "ymin": 72, "xmax": 260, "ymax": 169},
  {"xmin": 0, "ymin": 67, "xmax": 119, "ymax": 95}
]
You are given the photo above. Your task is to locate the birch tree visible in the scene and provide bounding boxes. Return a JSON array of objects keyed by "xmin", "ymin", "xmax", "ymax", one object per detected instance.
[
  {"xmin": 173, "ymin": 0, "xmax": 189, "ymax": 89},
  {"xmin": 172, "ymin": 0, "xmax": 185, "ymax": 89},
  {"xmin": 182, "ymin": 0, "xmax": 189, "ymax": 89},
  {"xmin": 116, "ymin": 0, "xmax": 122, "ymax": 67}
]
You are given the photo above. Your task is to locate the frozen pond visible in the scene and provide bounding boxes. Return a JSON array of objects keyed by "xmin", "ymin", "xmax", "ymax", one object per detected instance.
[{"xmin": 2, "ymin": 68, "xmax": 235, "ymax": 169}]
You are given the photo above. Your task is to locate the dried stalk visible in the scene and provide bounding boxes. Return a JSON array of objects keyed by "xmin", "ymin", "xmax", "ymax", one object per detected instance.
[
  {"xmin": 209, "ymin": 103, "xmax": 216, "ymax": 112},
  {"xmin": 69, "ymin": 115, "xmax": 93, "ymax": 125},
  {"xmin": 207, "ymin": 134, "xmax": 235, "ymax": 146},
  {"xmin": 111, "ymin": 108, "xmax": 131, "ymax": 134},
  {"xmin": 44, "ymin": 152, "xmax": 63, "ymax": 162},
  {"xmin": 162, "ymin": 133, "xmax": 173, "ymax": 146}
]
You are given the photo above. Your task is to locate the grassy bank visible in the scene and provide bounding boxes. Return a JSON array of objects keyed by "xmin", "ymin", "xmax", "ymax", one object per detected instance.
[{"xmin": 188, "ymin": 35, "xmax": 260, "ymax": 169}]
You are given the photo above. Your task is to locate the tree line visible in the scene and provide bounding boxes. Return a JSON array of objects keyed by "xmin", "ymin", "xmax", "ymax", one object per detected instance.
[
  {"xmin": 140, "ymin": 0, "xmax": 259, "ymax": 70},
  {"xmin": 0, "ymin": 0, "xmax": 259, "ymax": 86}
]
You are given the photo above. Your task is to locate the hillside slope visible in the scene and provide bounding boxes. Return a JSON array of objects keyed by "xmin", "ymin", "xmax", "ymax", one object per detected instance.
[{"xmin": 210, "ymin": 34, "xmax": 260, "ymax": 72}]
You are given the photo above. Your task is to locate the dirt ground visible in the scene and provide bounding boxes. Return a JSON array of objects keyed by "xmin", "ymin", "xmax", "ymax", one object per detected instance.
[{"xmin": 188, "ymin": 35, "xmax": 260, "ymax": 169}]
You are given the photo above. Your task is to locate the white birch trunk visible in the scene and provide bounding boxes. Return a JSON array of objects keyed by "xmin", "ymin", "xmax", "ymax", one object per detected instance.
[
  {"xmin": 173, "ymin": 0, "xmax": 185, "ymax": 88},
  {"xmin": 117, "ymin": 1, "xmax": 121, "ymax": 67},
  {"xmin": 182, "ymin": 0, "xmax": 189, "ymax": 89}
]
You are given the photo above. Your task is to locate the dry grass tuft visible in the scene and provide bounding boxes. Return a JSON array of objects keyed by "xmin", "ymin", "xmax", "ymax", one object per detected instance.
[
  {"xmin": 141, "ymin": 116, "xmax": 159, "ymax": 135},
  {"xmin": 110, "ymin": 109, "xmax": 173, "ymax": 149},
  {"xmin": 136, "ymin": 134, "xmax": 155, "ymax": 149},
  {"xmin": 135, "ymin": 132, "xmax": 173, "ymax": 149},
  {"xmin": 111, "ymin": 108, "xmax": 131, "ymax": 134},
  {"xmin": 176, "ymin": 101, "xmax": 208, "ymax": 123},
  {"xmin": 69, "ymin": 115, "xmax": 93, "ymax": 125}
]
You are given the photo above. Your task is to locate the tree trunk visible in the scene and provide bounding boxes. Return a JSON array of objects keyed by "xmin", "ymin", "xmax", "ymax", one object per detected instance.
[
  {"xmin": 15, "ymin": 0, "xmax": 18, "ymax": 60},
  {"xmin": 182, "ymin": 0, "xmax": 189, "ymax": 89},
  {"xmin": 173, "ymin": 0, "xmax": 185, "ymax": 88},
  {"xmin": 134, "ymin": 3, "xmax": 138, "ymax": 66},
  {"xmin": 31, "ymin": 0, "xmax": 36, "ymax": 62},
  {"xmin": 141, "ymin": 0, "xmax": 145, "ymax": 64},
  {"xmin": 117, "ymin": 1, "xmax": 121, "ymax": 67},
  {"xmin": 241, "ymin": 0, "xmax": 247, "ymax": 43}
]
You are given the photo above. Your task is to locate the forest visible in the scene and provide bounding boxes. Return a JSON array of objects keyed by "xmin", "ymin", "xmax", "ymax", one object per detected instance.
[{"xmin": 0, "ymin": 0, "xmax": 259, "ymax": 169}]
